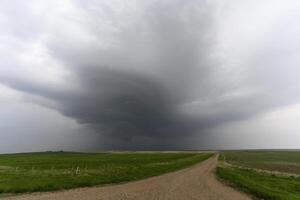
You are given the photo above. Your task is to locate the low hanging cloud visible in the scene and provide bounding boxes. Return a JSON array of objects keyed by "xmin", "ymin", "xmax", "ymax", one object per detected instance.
[{"xmin": 1, "ymin": 0, "xmax": 300, "ymax": 149}]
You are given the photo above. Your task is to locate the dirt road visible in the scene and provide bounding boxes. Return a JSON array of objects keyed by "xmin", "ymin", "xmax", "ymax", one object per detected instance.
[{"xmin": 4, "ymin": 155, "xmax": 251, "ymax": 200}]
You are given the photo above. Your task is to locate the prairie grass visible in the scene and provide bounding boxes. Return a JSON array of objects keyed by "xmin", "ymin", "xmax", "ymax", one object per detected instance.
[
  {"xmin": 0, "ymin": 151, "xmax": 212, "ymax": 194},
  {"xmin": 223, "ymin": 151, "xmax": 300, "ymax": 174},
  {"xmin": 217, "ymin": 151, "xmax": 300, "ymax": 200}
]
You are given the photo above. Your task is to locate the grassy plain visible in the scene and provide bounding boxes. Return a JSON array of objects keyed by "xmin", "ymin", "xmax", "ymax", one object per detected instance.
[
  {"xmin": 223, "ymin": 151, "xmax": 300, "ymax": 174},
  {"xmin": 0, "ymin": 151, "xmax": 212, "ymax": 194},
  {"xmin": 217, "ymin": 151, "xmax": 300, "ymax": 200}
]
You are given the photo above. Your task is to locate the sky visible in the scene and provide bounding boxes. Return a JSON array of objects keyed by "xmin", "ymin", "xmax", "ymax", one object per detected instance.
[{"xmin": 1, "ymin": 0, "xmax": 300, "ymax": 153}]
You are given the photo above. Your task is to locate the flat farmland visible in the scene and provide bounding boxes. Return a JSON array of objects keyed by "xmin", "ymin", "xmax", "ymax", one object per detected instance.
[
  {"xmin": 2, "ymin": 154, "xmax": 252, "ymax": 200},
  {"xmin": 0, "ymin": 152, "xmax": 212, "ymax": 195},
  {"xmin": 223, "ymin": 151, "xmax": 300, "ymax": 174},
  {"xmin": 217, "ymin": 151, "xmax": 300, "ymax": 200}
]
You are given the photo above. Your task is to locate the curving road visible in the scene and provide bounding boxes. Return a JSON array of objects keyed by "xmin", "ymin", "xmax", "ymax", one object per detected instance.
[{"xmin": 4, "ymin": 154, "xmax": 251, "ymax": 200}]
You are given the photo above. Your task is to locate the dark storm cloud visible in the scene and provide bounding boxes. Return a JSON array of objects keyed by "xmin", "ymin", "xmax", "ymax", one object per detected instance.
[
  {"xmin": 1, "ymin": 0, "xmax": 300, "ymax": 149},
  {"xmin": 1, "ymin": 65, "xmax": 208, "ymax": 143}
]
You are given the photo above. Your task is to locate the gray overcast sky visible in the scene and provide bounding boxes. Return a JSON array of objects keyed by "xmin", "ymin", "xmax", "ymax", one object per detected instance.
[{"xmin": 1, "ymin": 0, "xmax": 300, "ymax": 153}]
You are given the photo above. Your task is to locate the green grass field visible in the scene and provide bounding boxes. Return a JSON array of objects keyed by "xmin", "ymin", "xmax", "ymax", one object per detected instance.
[
  {"xmin": 217, "ymin": 151, "xmax": 300, "ymax": 200},
  {"xmin": 0, "ymin": 151, "xmax": 212, "ymax": 194},
  {"xmin": 223, "ymin": 151, "xmax": 300, "ymax": 174}
]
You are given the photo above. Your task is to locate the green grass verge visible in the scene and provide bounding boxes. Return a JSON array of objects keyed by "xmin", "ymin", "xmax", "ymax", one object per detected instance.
[
  {"xmin": 216, "ymin": 166, "xmax": 300, "ymax": 200},
  {"xmin": 0, "ymin": 152, "xmax": 212, "ymax": 194}
]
